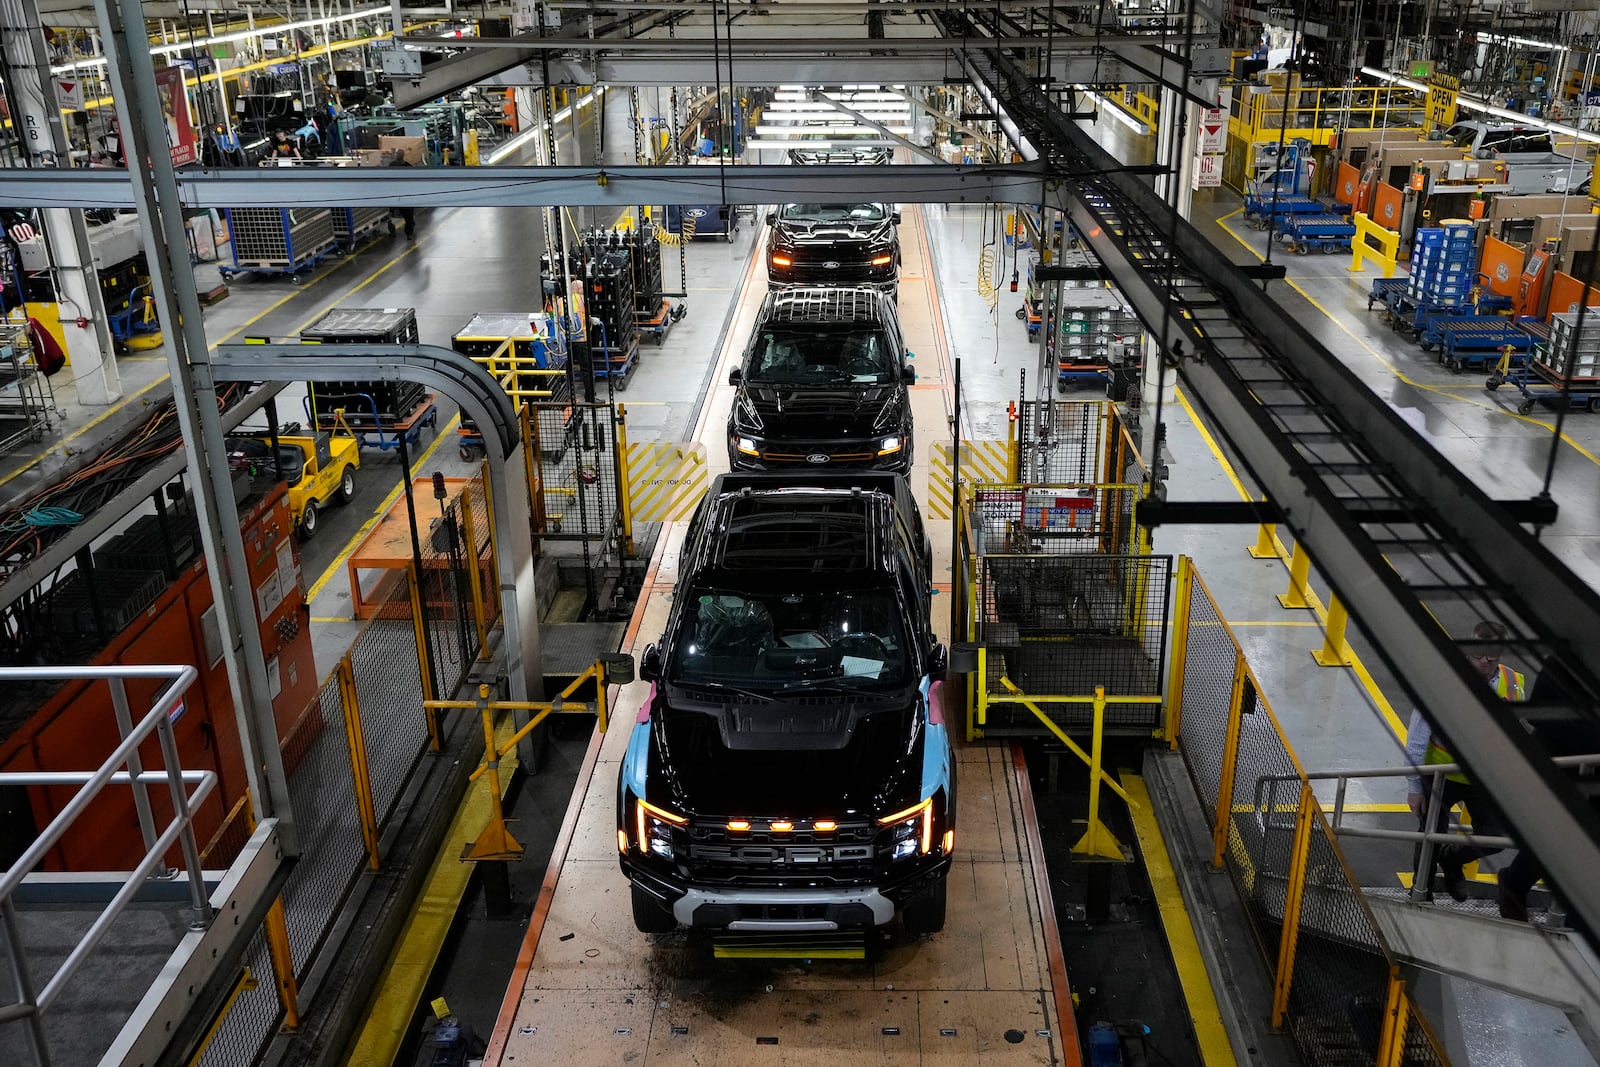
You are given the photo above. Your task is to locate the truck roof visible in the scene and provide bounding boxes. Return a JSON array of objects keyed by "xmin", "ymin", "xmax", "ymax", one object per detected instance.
[{"xmin": 691, "ymin": 473, "xmax": 913, "ymax": 579}]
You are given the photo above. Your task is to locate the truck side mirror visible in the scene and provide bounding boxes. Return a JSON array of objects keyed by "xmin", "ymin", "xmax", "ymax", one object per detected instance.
[
  {"xmin": 901, "ymin": 366, "xmax": 916, "ymax": 384},
  {"xmin": 639, "ymin": 644, "xmax": 662, "ymax": 682},
  {"xmin": 601, "ymin": 652, "xmax": 635, "ymax": 685},
  {"xmin": 766, "ymin": 211, "xmax": 777, "ymax": 225},
  {"xmin": 891, "ymin": 211, "xmax": 902, "ymax": 225},
  {"xmin": 947, "ymin": 643, "xmax": 979, "ymax": 675},
  {"xmin": 929, "ymin": 643, "xmax": 948, "ymax": 676},
  {"xmin": 728, "ymin": 367, "xmax": 743, "ymax": 386}
]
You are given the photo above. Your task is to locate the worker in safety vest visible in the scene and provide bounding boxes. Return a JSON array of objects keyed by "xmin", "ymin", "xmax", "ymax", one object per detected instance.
[{"xmin": 1404, "ymin": 619, "xmax": 1525, "ymax": 901}]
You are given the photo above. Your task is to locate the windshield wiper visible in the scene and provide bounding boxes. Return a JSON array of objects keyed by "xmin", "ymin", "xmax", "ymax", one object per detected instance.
[{"xmin": 678, "ymin": 679, "xmax": 777, "ymax": 704}]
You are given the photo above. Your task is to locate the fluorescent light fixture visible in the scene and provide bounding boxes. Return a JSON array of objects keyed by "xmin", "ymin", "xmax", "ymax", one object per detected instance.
[
  {"xmin": 754, "ymin": 124, "xmax": 911, "ymax": 136},
  {"xmin": 1079, "ymin": 89, "xmax": 1149, "ymax": 135},
  {"xmin": 50, "ymin": 6, "xmax": 394, "ymax": 74},
  {"xmin": 1476, "ymin": 32, "xmax": 1568, "ymax": 52},
  {"xmin": 1359, "ymin": 66, "xmax": 1600, "ymax": 145},
  {"xmin": 486, "ymin": 87, "xmax": 605, "ymax": 164},
  {"xmin": 746, "ymin": 139, "xmax": 896, "ymax": 149}
]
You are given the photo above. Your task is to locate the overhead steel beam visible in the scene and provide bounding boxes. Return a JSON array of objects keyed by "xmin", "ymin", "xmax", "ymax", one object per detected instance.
[
  {"xmin": 966, "ymin": 44, "xmax": 1600, "ymax": 936},
  {"xmin": 0, "ymin": 162, "xmax": 1048, "ymax": 209},
  {"xmin": 477, "ymin": 51, "xmax": 1132, "ymax": 86}
]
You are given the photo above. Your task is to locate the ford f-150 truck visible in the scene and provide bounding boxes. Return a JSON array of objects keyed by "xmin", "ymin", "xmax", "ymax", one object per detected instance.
[{"xmin": 619, "ymin": 472, "xmax": 953, "ymax": 935}]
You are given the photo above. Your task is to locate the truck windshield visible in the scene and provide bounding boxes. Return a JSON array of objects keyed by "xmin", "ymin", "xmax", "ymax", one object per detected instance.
[
  {"xmin": 748, "ymin": 325, "xmax": 898, "ymax": 385},
  {"xmin": 669, "ymin": 588, "xmax": 912, "ymax": 691},
  {"xmin": 779, "ymin": 204, "xmax": 888, "ymax": 223}
]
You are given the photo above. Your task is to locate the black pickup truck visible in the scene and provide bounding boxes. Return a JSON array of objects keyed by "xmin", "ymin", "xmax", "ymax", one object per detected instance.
[
  {"xmin": 727, "ymin": 287, "xmax": 915, "ymax": 475},
  {"xmin": 766, "ymin": 202, "xmax": 901, "ymax": 289},
  {"xmin": 618, "ymin": 472, "xmax": 954, "ymax": 935}
]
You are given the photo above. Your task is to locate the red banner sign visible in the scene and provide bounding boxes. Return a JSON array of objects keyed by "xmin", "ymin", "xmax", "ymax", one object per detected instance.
[{"xmin": 154, "ymin": 66, "xmax": 197, "ymax": 167}]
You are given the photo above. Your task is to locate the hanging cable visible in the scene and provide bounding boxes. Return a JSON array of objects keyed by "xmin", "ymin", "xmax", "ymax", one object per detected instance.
[{"xmin": 1261, "ymin": 0, "xmax": 1307, "ymax": 270}]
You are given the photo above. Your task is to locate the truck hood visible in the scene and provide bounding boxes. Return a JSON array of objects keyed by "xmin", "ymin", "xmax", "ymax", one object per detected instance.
[
  {"xmin": 738, "ymin": 384, "xmax": 903, "ymax": 439},
  {"xmin": 649, "ymin": 692, "xmax": 922, "ymax": 819},
  {"xmin": 771, "ymin": 218, "xmax": 895, "ymax": 250}
]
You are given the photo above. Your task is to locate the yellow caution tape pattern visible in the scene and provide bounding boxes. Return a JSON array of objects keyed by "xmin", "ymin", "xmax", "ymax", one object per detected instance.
[
  {"xmin": 625, "ymin": 441, "xmax": 710, "ymax": 522},
  {"xmin": 927, "ymin": 440, "xmax": 1011, "ymax": 518}
]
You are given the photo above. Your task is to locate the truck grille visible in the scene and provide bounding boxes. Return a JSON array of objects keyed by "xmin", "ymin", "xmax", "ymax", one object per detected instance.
[{"xmin": 686, "ymin": 819, "xmax": 882, "ymax": 879}]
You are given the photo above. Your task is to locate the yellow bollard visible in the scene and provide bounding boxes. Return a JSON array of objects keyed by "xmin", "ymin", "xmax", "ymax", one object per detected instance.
[
  {"xmin": 464, "ymin": 684, "xmax": 525, "ymax": 861},
  {"xmin": 1312, "ymin": 594, "xmax": 1356, "ymax": 667},
  {"xmin": 1277, "ymin": 541, "xmax": 1314, "ymax": 610},
  {"xmin": 1248, "ymin": 495, "xmax": 1280, "ymax": 560}
]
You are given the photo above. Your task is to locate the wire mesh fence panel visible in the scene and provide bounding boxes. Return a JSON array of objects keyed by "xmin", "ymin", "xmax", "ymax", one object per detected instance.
[
  {"xmin": 968, "ymin": 485, "xmax": 1144, "ymax": 557},
  {"xmin": 529, "ymin": 401, "xmax": 623, "ymax": 556},
  {"xmin": 1175, "ymin": 559, "xmax": 1456, "ymax": 1067},
  {"xmin": 1015, "ymin": 400, "xmax": 1106, "ymax": 485},
  {"xmin": 1222, "ymin": 670, "xmax": 1306, "ymax": 971},
  {"xmin": 414, "ymin": 488, "xmax": 487, "ymax": 700},
  {"xmin": 351, "ymin": 623, "xmax": 430, "ymax": 827},
  {"xmin": 1282, "ymin": 809, "xmax": 1393, "ymax": 1065},
  {"xmin": 1402, "ymin": 997, "xmax": 1452, "ymax": 1066},
  {"xmin": 1177, "ymin": 571, "xmax": 1238, "ymax": 813},
  {"xmin": 193, "ymin": 928, "xmax": 270, "ymax": 1067},
  {"xmin": 977, "ymin": 554, "xmax": 1170, "ymax": 730}
]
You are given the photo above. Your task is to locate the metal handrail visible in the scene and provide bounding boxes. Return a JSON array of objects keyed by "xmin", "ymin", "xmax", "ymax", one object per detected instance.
[
  {"xmin": 0, "ymin": 664, "xmax": 215, "ymax": 1066},
  {"xmin": 1256, "ymin": 753, "xmax": 1600, "ymax": 904}
]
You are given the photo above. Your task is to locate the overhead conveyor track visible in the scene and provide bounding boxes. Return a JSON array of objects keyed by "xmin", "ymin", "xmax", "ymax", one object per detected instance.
[{"xmin": 950, "ymin": 35, "xmax": 1600, "ymax": 932}]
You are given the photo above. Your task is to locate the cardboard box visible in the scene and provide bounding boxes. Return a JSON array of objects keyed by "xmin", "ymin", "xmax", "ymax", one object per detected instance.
[{"xmin": 378, "ymin": 135, "xmax": 425, "ymax": 165}]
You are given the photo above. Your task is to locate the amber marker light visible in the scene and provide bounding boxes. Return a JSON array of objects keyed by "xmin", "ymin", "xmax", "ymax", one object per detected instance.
[
  {"xmin": 727, "ymin": 820, "xmax": 751, "ymax": 831},
  {"xmin": 942, "ymin": 830, "xmax": 955, "ymax": 854},
  {"xmin": 814, "ymin": 820, "xmax": 837, "ymax": 831},
  {"xmin": 871, "ymin": 254, "xmax": 893, "ymax": 266},
  {"xmin": 771, "ymin": 254, "xmax": 792, "ymax": 266},
  {"xmin": 770, "ymin": 820, "xmax": 794, "ymax": 832},
  {"xmin": 618, "ymin": 829, "xmax": 629, "ymax": 853}
]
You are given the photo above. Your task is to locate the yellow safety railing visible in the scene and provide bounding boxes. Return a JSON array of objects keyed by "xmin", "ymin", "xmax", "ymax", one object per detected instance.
[
  {"xmin": 1228, "ymin": 85, "xmax": 1426, "ymax": 145},
  {"xmin": 476, "ymin": 336, "xmax": 569, "ymax": 401},
  {"xmin": 1350, "ymin": 212, "xmax": 1402, "ymax": 277},
  {"xmin": 422, "ymin": 656, "xmax": 631, "ymax": 862},
  {"xmin": 1171, "ymin": 556, "xmax": 1451, "ymax": 1066}
]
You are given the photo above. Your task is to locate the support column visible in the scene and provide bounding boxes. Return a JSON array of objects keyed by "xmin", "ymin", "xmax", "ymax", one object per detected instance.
[
  {"xmin": 1, "ymin": 0, "xmax": 122, "ymax": 406},
  {"xmin": 93, "ymin": 0, "xmax": 299, "ymax": 852}
]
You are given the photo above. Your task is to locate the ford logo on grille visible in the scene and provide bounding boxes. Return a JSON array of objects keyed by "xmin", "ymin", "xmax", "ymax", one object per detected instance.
[
  {"xmin": 822, "ymin": 260, "xmax": 841, "ymax": 269},
  {"xmin": 806, "ymin": 453, "xmax": 831, "ymax": 464}
]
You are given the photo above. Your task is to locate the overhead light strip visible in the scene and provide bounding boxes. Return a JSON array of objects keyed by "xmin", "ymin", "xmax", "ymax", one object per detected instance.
[
  {"xmin": 486, "ymin": 87, "xmax": 605, "ymax": 165},
  {"xmin": 1359, "ymin": 66, "xmax": 1600, "ymax": 145},
  {"xmin": 1078, "ymin": 89, "xmax": 1149, "ymax": 135}
]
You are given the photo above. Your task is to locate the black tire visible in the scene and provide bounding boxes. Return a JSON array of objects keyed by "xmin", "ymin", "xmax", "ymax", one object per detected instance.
[
  {"xmin": 299, "ymin": 500, "xmax": 319, "ymax": 541},
  {"xmin": 1448, "ymin": 360, "xmax": 1461, "ymax": 374},
  {"xmin": 337, "ymin": 466, "xmax": 356, "ymax": 504},
  {"xmin": 902, "ymin": 877, "xmax": 947, "ymax": 935},
  {"xmin": 1295, "ymin": 244, "xmax": 1308, "ymax": 256},
  {"xmin": 632, "ymin": 882, "xmax": 677, "ymax": 933},
  {"xmin": 460, "ymin": 443, "xmax": 476, "ymax": 462},
  {"xmin": 1015, "ymin": 306, "xmax": 1026, "ymax": 321},
  {"xmin": 1519, "ymin": 399, "xmax": 1536, "ymax": 415},
  {"xmin": 1486, "ymin": 377, "xmax": 1502, "ymax": 391},
  {"xmin": 1588, "ymin": 396, "xmax": 1600, "ymax": 414}
]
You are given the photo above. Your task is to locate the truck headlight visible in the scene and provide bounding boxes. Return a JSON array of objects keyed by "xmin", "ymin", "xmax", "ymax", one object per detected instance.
[
  {"xmin": 735, "ymin": 435, "xmax": 760, "ymax": 457},
  {"xmin": 877, "ymin": 435, "xmax": 903, "ymax": 456},
  {"xmin": 636, "ymin": 798, "xmax": 686, "ymax": 860},
  {"xmin": 879, "ymin": 797, "xmax": 933, "ymax": 858}
]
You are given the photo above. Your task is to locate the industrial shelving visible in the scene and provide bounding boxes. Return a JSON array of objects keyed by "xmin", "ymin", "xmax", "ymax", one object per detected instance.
[{"xmin": 0, "ymin": 324, "xmax": 52, "ymax": 455}]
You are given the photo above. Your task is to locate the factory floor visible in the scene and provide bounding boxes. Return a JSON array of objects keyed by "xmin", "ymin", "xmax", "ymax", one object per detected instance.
[{"xmin": 3, "ymin": 121, "xmax": 1598, "ymax": 1066}]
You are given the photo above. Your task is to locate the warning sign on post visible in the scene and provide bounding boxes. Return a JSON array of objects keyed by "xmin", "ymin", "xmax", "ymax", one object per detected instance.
[
  {"xmin": 55, "ymin": 79, "xmax": 83, "ymax": 110},
  {"xmin": 1198, "ymin": 107, "xmax": 1226, "ymax": 154},
  {"xmin": 1193, "ymin": 154, "xmax": 1223, "ymax": 189}
]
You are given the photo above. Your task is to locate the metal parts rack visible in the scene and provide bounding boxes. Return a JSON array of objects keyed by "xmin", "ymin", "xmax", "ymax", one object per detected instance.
[{"xmin": 0, "ymin": 324, "xmax": 52, "ymax": 454}]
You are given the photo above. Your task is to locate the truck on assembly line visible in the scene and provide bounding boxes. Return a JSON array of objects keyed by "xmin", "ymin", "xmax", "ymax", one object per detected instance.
[{"xmin": 618, "ymin": 471, "xmax": 955, "ymax": 935}]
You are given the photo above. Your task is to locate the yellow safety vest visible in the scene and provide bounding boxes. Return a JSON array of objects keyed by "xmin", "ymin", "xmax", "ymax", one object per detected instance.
[{"xmin": 1424, "ymin": 664, "xmax": 1525, "ymax": 783}]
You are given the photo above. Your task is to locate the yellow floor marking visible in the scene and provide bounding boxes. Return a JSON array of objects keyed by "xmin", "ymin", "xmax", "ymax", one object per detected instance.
[
  {"xmin": 1215, "ymin": 213, "xmax": 1600, "ymax": 469},
  {"xmin": 346, "ymin": 714, "xmax": 520, "ymax": 1065},
  {"xmin": 309, "ymin": 617, "xmax": 353, "ymax": 624},
  {"xmin": 1122, "ymin": 773, "xmax": 1238, "ymax": 1067},
  {"xmin": 304, "ymin": 413, "xmax": 461, "ymax": 603},
  {"xmin": 0, "ymin": 239, "xmax": 421, "ymax": 491},
  {"xmin": 1176, "ymin": 376, "xmax": 1408, "ymax": 743},
  {"xmin": 1223, "ymin": 620, "xmax": 1320, "ymax": 627}
]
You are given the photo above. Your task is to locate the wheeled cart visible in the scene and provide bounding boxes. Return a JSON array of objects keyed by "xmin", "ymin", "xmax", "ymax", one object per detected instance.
[
  {"xmin": 309, "ymin": 392, "xmax": 439, "ymax": 452},
  {"xmin": 1278, "ymin": 214, "xmax": 1356, "ymax": 254},
  {"xmin": 220, "ymin": 207, "xmax": 338, "ymax": 283},
  {"xmin": 634, "ymin": 299, "xmax": 685, "ymax": 344}
]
